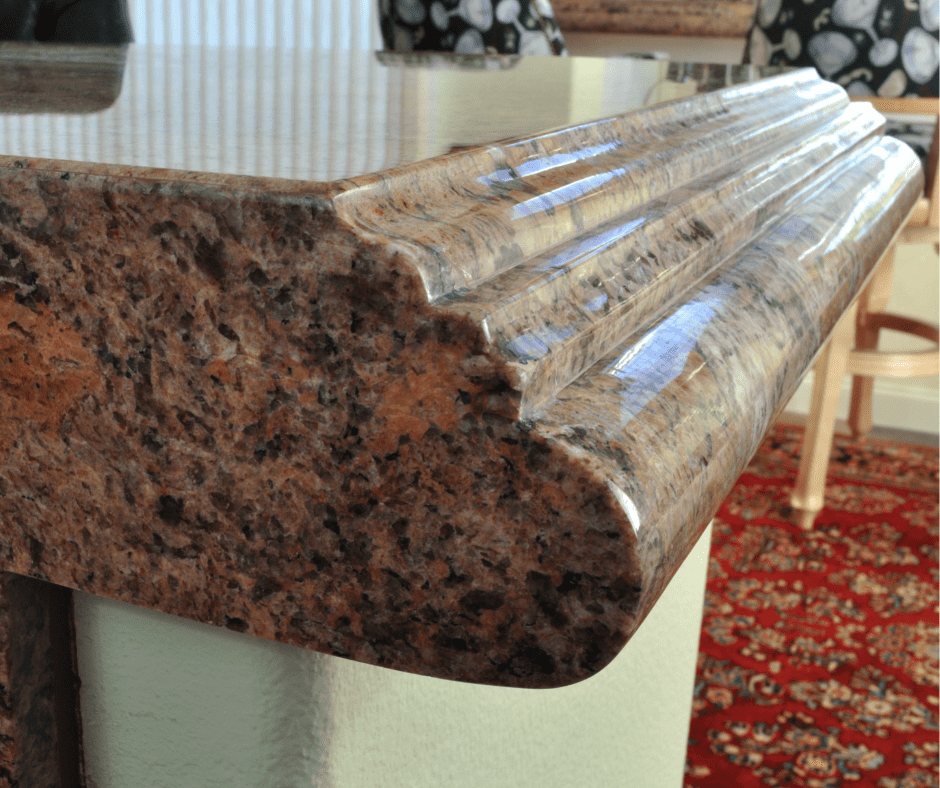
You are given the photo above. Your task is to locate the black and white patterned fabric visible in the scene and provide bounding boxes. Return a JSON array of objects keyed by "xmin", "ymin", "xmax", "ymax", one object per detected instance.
[
  {"xmin": 746, "ymin": 0, "xmax": 938, "ymax": 98},
  {"xmin": 379, "ymin": 0, "xmax": 567, "ymax": 55}
]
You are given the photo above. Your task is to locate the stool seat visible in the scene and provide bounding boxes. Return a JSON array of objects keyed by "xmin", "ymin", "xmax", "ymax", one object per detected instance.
[{"xmin": 847, "ymin": 312, "xmax": 939, "ymax": 378}]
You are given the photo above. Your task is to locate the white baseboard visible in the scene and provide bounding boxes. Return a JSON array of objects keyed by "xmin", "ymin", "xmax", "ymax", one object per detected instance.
[{"xmin": 783, "ymin": 375, "xmax": 939, "ymax": 436}]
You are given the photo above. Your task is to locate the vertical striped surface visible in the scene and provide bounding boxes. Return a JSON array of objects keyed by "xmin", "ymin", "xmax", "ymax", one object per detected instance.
[{"xmin": 0, "ymin": 2, "xmax": 397, "ymax": 181}]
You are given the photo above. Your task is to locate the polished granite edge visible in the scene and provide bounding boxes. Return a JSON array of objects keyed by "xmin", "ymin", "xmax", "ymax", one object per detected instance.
[
  {"xmin": 0, "ymin": 73, "xmax": 923, "ymax": 688},
  {"xmin": 536, "ymin": 137, "xmax": 921, "ymax": 622},
  {"xmin": 335, "ymin": 70, "xmax": 872, "ymax": 417},
  {"xmin": 0, "ymin": 155, "xmax": 344, "ymax": 197},
  {"xmin": 335, "ymin": 70, "xmax": 838, "ymax": 304},
  {"xmin": 552, "ymin": 0, "xmax": 757, "ymax": 37}
]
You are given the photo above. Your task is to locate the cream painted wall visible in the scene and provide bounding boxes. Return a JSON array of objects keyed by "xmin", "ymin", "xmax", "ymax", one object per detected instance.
[{"xmin": 75, "ymin": 527, "xmax": 713, "ymax": 787}]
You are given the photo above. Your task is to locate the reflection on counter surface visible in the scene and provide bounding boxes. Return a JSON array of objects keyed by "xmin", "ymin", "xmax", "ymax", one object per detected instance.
[
  {"xmin": 0, "ymin": 43, "xmax": 779, "ymax": 180},
  {"xmin": 0, "ymin": 44, "xmax": 129, "ymax": 113}
]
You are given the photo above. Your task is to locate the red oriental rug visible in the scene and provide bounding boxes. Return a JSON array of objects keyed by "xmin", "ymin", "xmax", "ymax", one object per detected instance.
[{"xmin": 684, "ymin": 423, "xmax": 939, "ymax": 788}]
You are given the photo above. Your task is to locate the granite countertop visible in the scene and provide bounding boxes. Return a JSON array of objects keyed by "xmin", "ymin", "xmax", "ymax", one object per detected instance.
[{"xmin": 0, "ymin": 43, "xmax": 922, "ymax": 688}]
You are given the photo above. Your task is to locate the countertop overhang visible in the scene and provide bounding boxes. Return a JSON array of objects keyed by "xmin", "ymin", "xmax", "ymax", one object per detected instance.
[{"xmin": 0, "ymin": 44, "xmax": 923, "ymax": 687}]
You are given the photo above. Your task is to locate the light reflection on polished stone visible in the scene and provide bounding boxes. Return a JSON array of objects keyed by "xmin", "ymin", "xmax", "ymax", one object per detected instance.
[
  {"xmin": 0, "ymin": 43, "xmax": 778, "ymax": 181},
  {"xmin": 0, "ymin": 44, "xmax": 923, "ymax": 689}
]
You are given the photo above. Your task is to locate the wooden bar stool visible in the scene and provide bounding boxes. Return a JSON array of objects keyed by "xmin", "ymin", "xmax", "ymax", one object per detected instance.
[{"xmin": 791, "ymin": 98, "xmax": 940, "ymax": 529}]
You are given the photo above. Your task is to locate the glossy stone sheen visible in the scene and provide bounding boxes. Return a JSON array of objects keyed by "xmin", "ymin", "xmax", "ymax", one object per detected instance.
[
  {"xmin": 0, "ymin": 45, "xmax": 923, "ymax": 688},
  {"xmin": 0, "ymin": 44, "xmax": 780, "ymax": 180}
]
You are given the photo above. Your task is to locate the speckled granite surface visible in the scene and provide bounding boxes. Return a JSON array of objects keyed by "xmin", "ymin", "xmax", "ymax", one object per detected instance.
[
  {"xmin": 0, "ymin": 45, "xmax": 923, "ymax": 689},
  {"xmin": 552, "ymin": 0, "xmax": 756, "ymax": 37}
]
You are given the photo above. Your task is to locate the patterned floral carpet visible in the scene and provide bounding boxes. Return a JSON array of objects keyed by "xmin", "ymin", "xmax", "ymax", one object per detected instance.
[{"xmin": 685, "ymin": 423, "xmax": 939, "ymax": 788}]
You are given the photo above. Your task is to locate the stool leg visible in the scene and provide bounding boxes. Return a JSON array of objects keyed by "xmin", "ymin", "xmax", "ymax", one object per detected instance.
[
  {"xmin": 848, "ymin": 247, "xmax": 895, "ymax": 439},
  {"xmin": 792, "ymin": 302, "xmax": 857, "ymax": 529}
]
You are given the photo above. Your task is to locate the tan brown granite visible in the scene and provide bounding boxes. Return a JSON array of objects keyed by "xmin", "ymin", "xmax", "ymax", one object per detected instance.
[
  {"xmin": 552, "ymin": 0, "xmax": 757, "ymax": 37},
  {"xmin": 0, "ymin": 47, "xmax": 924, "ymax": 690}
]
